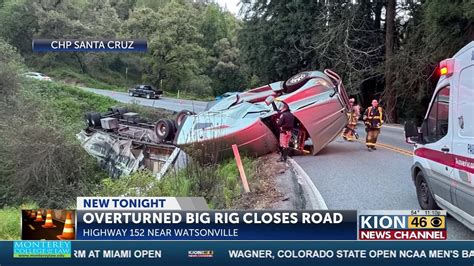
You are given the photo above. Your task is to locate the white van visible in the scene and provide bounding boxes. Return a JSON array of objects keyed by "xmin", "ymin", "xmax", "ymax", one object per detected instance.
[{"xmin": 405, "ymin": 41, "xmax": 474, "ymax": 231}]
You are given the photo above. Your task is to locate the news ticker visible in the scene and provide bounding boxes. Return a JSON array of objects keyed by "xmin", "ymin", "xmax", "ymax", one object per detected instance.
[
  {"xmin": 20, "ymin": 197, "xmax": 448, "ymax": 241},
  {"xmin": 32, "ymin": 39, "xmax": 147, "ymax": 52},
  {"xmin": 5, "ymin": 240, "xmax": 474, "ymax": 265}
]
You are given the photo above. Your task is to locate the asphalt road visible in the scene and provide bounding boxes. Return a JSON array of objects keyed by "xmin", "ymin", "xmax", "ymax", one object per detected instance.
[
  {"xmin": 82, "ymin": 87, "xmax": 473, "ymax": 239},
  {"xmin": 293, "ymin": 125, "xmax": 474, "ymax": 240},
  {"xmin": 81, "ymin": 87, "xmax": 207, "ymax": 113}
]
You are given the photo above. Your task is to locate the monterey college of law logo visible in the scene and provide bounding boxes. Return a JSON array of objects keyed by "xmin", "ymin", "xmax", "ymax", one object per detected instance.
[{"xmin": 13, "ymin": 241, "xmax": 71, "ymax": 258}]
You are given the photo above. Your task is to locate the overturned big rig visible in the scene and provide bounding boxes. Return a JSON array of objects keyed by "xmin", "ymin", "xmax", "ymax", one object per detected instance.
[{"xmin": 78, "ymin": 69, "xmax": 351, "ymax": 178}]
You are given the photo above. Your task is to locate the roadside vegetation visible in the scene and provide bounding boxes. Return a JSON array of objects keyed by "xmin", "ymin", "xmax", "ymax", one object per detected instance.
[
  {"xmin": 0, "ymin": 203, "xmax": 37, "ymax": 240},
  {"xmin": 1, "ymin": 0, "xmax": 470, "ymax": 122},
  {"xmin": 0, "ymin": 38, "xmax": 260, "ymax": 239},
  {"xmin": 0, "ymin": 0, "xmax": 247, "ymax": 99},
  {"xmin": 97, "ymin": 157, "xmax": 258, "ymax": 209}
]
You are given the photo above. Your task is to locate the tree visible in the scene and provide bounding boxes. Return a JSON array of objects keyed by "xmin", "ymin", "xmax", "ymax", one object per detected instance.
[
  {"xmin": 210, "ymin": 38, "xmax": 245, "ymax": 95},
  {"xmin": 125, "ymin": 1, "xmax": 208, "ymax": 93},
  {"xmin": 0, "ymin": 38, "xmax": 24, "ymax": 98},
  {"xmin": 239, "ymin": 1, "xmax": 384, "ymax": 98},
  {"xmin": 0, "ymin": 0, "xmax": 39, "ymax": 55},
  {"xmin": 382, "ymin": 0, "xmax": 397, "ymax": 123}
]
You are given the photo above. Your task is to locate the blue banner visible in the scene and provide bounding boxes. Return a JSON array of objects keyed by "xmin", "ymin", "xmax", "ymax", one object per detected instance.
[
  {"xmin": 75, "ymin": 211, "xmax": 358, "ymax": 240},
  {"xmin": 32, "ymin": 39, "xmax": 147, "ymax": 52},
  {"xmin": 1, "ymin": 241, "xmax": 473, "ymax": 265}
]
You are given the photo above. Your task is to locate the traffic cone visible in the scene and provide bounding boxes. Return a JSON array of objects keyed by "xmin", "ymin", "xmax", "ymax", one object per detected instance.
[
  {"xmin": 41, "ymin": 210, "xmax": 57, "ymax": 228},
  {"xmin": 57, "ymin": 212, "xmax": 75, "ymax": 240},
  {"xmin": 30, "ymin": 210, "xmax": 36, "ymax": 219},
  {"xmin": 34, "ymin": 210, "xmax": 44, "ymax": 222}
]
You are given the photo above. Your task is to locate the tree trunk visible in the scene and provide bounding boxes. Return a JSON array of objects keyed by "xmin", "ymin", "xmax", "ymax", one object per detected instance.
[
  {"xmin": 383, "ymin": 0, "xmax": 397, "ymax": 123},
  {"xmin": 73, "ymin": 53, "xmax": 87, "ymax": 74}
]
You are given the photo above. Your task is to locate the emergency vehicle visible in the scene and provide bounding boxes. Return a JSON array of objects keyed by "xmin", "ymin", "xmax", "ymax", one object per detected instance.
[{"xmin": 405, "ymin": 41, "xmax": 474, "ymax": 231}]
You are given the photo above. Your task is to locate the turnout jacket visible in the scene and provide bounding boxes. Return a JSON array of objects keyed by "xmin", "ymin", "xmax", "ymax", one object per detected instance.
[{"xmin": 363, "ymin": 106, "xmax": 384, "ymax": 129}]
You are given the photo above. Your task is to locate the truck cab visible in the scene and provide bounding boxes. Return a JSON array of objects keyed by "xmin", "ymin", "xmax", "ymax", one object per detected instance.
[{"xmin": 405, "ymin": 41, "xmax": 474, "ymax": 231}]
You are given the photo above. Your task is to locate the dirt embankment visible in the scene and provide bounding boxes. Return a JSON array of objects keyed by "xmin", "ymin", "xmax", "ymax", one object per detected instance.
[{"xmin": 232, "ymin": 153, "xmax": 302, "ymax": 210}]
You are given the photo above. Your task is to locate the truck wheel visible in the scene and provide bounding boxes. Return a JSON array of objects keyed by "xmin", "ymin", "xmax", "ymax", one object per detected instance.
[
  {"xmin": 84, "ymin": 112, "xmax": 93, "ymax": 127},
  {"xmin": 110, "ymin": 106, "xmax": 119, "ymax": 115},
  {"xmin": 284, "ymin": 72, "xmax": 310, "ymax": 93},
  {"xmin": 89, "ymin": 112, "xmax": 102, "ymax": 128},
  {"xmin": 155, "ymin": 119, "xmax": 172, "ymax": 142},
  {"xmin": 146, "ymin": 94, "xmax": 151, "ymax": 99},
  {"xmin": 176, "ymin": 110, "xmax": 196, "ymax": 128},
  {"xmin": 415, "ymin": 172, "xmax": 439, "ymax": 210},
  {"xmin": 164, "ymin": 119, "xmax": 176, "ymax": 140},
  {"xmin": 116, "ymin": 107, "xmax": 128, "ymax": 118},
  {"xmin": 129, "ymin": 91, "xmax": 134, "ymax": 97}
]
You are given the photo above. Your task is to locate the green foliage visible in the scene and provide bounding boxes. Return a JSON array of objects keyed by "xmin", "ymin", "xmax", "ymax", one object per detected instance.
[
  {"xmin": 95, "ymin": 157, "xmax": 257, "ymax": 209},
  {"xmin": 210, "ymin": 38, "xmax": 246, "ymax": 95},
  {"xmin": 0, "ymin": 81, "xmax": 113, "ymax": 208},
  {"xmin": 0, "ymin": 0, "xmax": 247, "ymax": 99},
  {"xmin": 0, "ymin": 0, "xmax": 38, "ymax": 55},
  {"xmin": 47, "ymin": 67, "xmax": 126, "ymax": 92},
  {"xmin": 0, "ymin": 203, "xmax": 37, "ymax": 240},
  {"xmin": 0, "ymin": 38, "xmax": 24, "ymax": 97},
  {"xmin": 239, "ymin": 0, "xmax": 472, "ymax": 121},
  {"xmin": 125, "ymin": 2, "xmax": 210, "ymax": 93}
]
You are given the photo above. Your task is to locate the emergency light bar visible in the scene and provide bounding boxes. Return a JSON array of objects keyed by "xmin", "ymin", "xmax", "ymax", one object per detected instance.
[{"xmin": 439, "ymin": 58, "xmax": 455, "ymax": 77}]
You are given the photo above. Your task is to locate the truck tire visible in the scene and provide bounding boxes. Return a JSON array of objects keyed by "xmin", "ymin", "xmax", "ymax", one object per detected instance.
[
  {"xmin": 415, "ymin": 172, "xmax": 439, "ymax": 210},
  {"xmin": 164, "ymin": 119, "xmax": 176, "ymax": 140},
  {"xmin": 89, "ymin": 112, "xmax": 102, "ymax": 128},
  {"xmin": 284, "ymin": 72, "xmax": 310, "ymax": 93},
  {"xmin": 110, "ymin": 106, "xmax": 119, "ymax": 115},
  {"xmin": 84, "ymin": 112, "xmax": 93, "ymax": 127},
  {"xmin": 146, "ymin": 93, "xmax": 151, "ymax": 99},
  {"xmin": 155, "ymin": 119, "xmax": 172, "ymax": 142},
  {"xmin": 116, "ymin": 107, "xmax": 128, "ymax": 118},
  {"xmin": 129, "ymin": 91, "xmax": 134, "ymax": 97},
  {"xmin": 176, "ymin": 110, "xmax": 196, "ymax": 128}
]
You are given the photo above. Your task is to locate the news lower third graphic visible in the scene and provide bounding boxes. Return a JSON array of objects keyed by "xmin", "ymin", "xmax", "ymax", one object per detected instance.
[
  {"xmin": 32, "ymin": 39, "xmax": 147, "ymax": 52},
  {"xmin": 75, "ymin": 197, "xmax": 357, "ymax": 240},
  {"xmin": 2, "ymin": 198, "xmax": 473, "ymax": 265},
  {"xmin": 21, "ymin": 210, "xmax": 76, "ymax": 240},
  {"xmin": 358, "ymin": 210, "xmax": 447, "ymax": 240}
]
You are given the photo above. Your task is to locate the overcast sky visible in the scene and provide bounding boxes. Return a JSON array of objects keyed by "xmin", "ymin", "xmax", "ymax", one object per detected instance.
[{"xmin": 215, "ymin": 0, "xmax": 241, "ymax": 15}]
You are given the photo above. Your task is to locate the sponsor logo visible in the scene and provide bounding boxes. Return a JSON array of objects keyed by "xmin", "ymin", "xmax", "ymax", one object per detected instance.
[
  {"xmin": 188, "ymin": 250, "xmax": 214, "ymax": 258},
  {"xmin": 13, "ymin": 241, "xmax": 71, "ymax": 258}
]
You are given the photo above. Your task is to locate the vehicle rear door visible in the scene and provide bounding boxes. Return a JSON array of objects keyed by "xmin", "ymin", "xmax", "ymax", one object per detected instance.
[{"xmin": 452, "ymin": 49, "xmax": 474, "ymax": 220}]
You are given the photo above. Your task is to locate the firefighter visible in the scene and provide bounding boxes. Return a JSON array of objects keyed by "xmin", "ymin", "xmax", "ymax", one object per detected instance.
[
  {"xmin": 276, "ymin": 101, "xmax": 295, "ymax": 162},
  {"xmin": 342, "ymin": 98, "xmax": 360, "ymax": 141},
  {"xmin": 363, "ymin": 99, "xmax": 384, "ymax": 151}
]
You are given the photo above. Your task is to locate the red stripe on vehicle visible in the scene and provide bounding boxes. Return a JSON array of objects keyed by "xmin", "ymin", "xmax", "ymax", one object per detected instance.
[
  {"xmin": 415, "ymin": 147, "xmax": 474, "ymax": 174},
  {"xmin": 283, "ymin": 86, "xmax": 321, "ymax": 104}
]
